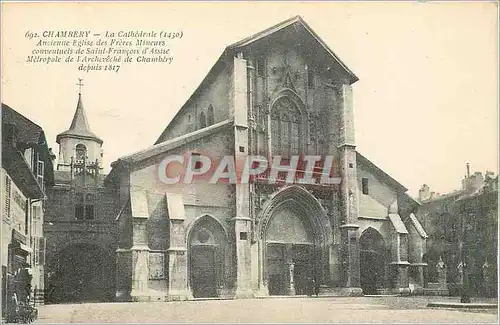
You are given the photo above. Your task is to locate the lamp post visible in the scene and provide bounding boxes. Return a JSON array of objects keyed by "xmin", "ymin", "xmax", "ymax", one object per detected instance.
[{"xmin": 459, "ymin": 211, "xmax": 471, "ymax": 303}]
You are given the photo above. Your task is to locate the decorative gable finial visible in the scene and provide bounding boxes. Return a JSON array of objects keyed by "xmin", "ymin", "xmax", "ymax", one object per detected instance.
[{"xmin": 282, "ymin": 70, "xmax": 296, "ymax": 91}]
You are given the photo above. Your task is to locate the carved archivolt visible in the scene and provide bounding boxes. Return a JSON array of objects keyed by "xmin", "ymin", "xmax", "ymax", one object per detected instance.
[{"xmin": 255, "ymin": 185, "xmax": 333, "ymax": 247}]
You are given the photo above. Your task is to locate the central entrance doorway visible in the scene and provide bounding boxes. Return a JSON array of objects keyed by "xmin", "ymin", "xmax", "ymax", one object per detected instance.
[
  {"xmin": 265, "ymin": 204, "xmax": 316, "ymax": 296},
  {"xmin": 266, "ymin": 243, "xmax": 315, "ymax": 296}
]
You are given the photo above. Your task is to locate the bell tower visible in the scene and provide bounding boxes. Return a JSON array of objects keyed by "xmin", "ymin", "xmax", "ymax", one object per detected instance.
[{"xmin": 56, "ymin": 79, "xmax": 104, "ymax": 173}]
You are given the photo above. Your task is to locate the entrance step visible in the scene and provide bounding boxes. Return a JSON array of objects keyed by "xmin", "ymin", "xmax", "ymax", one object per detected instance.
[
  {"xmin": 191, "ymin": 297, "xmax": 228, "ymax": 301},
  {"xmin": 255, "ymin": 295, "xmax": 310, "ymax": 299}
]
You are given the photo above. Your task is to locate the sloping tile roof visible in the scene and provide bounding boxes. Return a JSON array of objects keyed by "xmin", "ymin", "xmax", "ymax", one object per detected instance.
[
  {"xmin": 356, "ymin": 152, "xmax": 408, "ymax": 193},
  {"xmin": 2, "ymin": 103, "xmax": 43, "ymax": 145},
  {"xmin": 2, "ymin": 103, "xmax": 55, "ymax": 187},
  {"xmin": 409, "ymin": 213, "xmax": 428, "ymax": 238},
  {"xmin": 2, "ymin": 146, "xmax": 44, "ymax": 199},
  {"xmin": 389, "ymin": 213, "xmax": 409, "ymax": 234},
  {"xmin": 119, "ymin": 119, "xmax": 233, "ymax": 165}
]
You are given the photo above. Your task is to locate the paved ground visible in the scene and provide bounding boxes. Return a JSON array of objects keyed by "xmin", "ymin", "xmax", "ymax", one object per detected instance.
[{"xmin": 34, "ymin": 296, "xmax": 498, "ymax": 323}]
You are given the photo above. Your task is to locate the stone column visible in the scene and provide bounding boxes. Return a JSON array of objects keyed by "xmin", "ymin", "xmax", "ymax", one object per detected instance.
[
  {"xmin": 288, "ymin": 262, "xmax": 296, "ymax": 296},
  {"xmin": 166, "ymin": 194, "xmax": 190, "ymax": 301},
  {"xmin": 233, "ymin": 215, "xmax": 253, "ymax": 298},
  {"xmin": 411, "ymin": 263, "xmax": 427, "ymax": 292},
  {"xmin": 256, "ymin": 240, "xmax": 269, "ymax": 297},
  {"xmin": 390, "ymin": 262, "xmax": 410, "ymax": 295},
  {"xmin": 389, "ymin": 231, "xmax": 411, "ymax": 295},
  {"xmin": 130, "ymin": 216, "xmax": 150, "ymax": 301},
  {"xmin": 167, "ymin": 246, "xmax": 189, "ymax": 300},
  {"xmin": 334, "ymin": 84, "xmax": 361, "ymax": 295},
  {"xmin": 339, "ymin": 224, "xmax": 361, "ymax": 291},
  {"xmin": 232, "ymin": 54, "xmax": 253, "ymax": 298}
]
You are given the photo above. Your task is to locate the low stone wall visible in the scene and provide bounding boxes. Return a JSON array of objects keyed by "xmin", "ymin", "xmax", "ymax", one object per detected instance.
[{"xmin": 423, "ymin": 283, "xmax": 449, "ymax": 296}]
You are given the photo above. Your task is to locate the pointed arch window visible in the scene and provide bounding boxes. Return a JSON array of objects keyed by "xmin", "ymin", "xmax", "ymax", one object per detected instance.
[
  {"xmin": 76, "ymin": 144, "xmax": 87, "ymax": 161},
  {"xmin": 207, "ymin": 105, "xmax": 214, "ymax": 125},
  {"xmin": 270, "ymin": 97, "xmax": 302, "ymax": 156},
  {"xmin": 200, "ymin": 111, "xmax": 207, "ymax": 128}
]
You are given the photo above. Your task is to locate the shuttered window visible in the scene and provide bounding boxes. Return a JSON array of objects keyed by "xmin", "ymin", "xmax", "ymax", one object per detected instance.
[{"xmin": 4, "ymin": 176, "xmax": 11, "ymax": 219}]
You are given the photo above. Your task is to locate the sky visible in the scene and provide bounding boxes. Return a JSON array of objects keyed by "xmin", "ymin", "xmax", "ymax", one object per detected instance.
[{"xmin": 1, "ymin": 1, "xmax": 498, "ymax": 197}]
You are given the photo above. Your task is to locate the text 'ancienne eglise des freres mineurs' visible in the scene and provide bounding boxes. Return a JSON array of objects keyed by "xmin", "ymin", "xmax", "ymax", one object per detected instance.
[{"xmin": 24, "ymin": 29, "xmax": 181, "ymax": 71}]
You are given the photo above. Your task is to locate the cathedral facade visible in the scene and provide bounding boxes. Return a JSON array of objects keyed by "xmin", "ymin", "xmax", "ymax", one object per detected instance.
[{"xmin": 105, "ymin": 16, "xmax": 428, "ymax": 301}]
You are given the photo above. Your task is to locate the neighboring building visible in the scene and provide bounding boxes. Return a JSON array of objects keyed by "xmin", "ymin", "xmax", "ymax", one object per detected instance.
[
  {"xmin": 416, "ymin": 165, "xmax": 498, "ymax": 297},
  {"xmin": 1, "ymin": 103, "xmax": 55, "ymax": 313},
  {"xmin": 106, "ymin": 16, "xmax": 428, "ymax": 302},
  {"xmin": 43, "ymin": 92, "xmax": 118, "ymax": 303}
]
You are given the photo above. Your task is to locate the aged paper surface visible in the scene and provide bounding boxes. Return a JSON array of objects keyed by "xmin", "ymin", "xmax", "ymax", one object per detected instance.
[{"xmin": 1, "ymin": 1, "xmax": 498, "ymax": 324}]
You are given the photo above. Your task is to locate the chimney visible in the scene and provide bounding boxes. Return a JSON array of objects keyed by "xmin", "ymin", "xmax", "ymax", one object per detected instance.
[
  {"xmin": 463, "ymin": 168, "xmax": 485, "ymax": 193},
  {"xmin": 466, "ymin": 162, "xmax": 470, "ymax": 177},
  {"xmin": 419, "ymin": 184, "xmax": 431, "ymax": 201},
  {"xmin": 471, "ymin": 171, "xmax": 484, "ymax": 192}
]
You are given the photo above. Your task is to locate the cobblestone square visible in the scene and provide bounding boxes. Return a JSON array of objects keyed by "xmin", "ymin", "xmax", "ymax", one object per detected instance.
[{"xmin": 34, "ymin": 296, "xmax": 498, "ymax": 323}]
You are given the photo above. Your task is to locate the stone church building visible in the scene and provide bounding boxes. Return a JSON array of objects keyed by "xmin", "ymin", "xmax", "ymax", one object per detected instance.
[
  {"xmin": 44, "ymin": 92, "xmax": 117, "ymax": 303},
  {"xmin": 104, "ymin": 16, "xmax": 428, "ymax": 302}
]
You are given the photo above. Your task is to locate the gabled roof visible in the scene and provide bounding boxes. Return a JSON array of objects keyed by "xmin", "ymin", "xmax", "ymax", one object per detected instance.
[
  {"xmin": 56, "ymin": 93, "xmax": 103, "ymax": 144},
  {"xmin": 228, "ymin": 15, "xmax": 358, "ymax": 82},
  {"xmin": 115, "ymin": 119, "xmax": 233, "ymax": 166},
  {"xmin": 356, "ymin": 152, "xmax": 408, "ymax": 193},
  {"xmin": 155, "ymin": 15, "xmax": 358, "ymax": 145},
  {"xmin": 2, "ymin": 103, "xmax": 44, "ymax": 145},
  {"xmin": 2, "ymin": 103, "xmax": 55, "ymax": 187}
]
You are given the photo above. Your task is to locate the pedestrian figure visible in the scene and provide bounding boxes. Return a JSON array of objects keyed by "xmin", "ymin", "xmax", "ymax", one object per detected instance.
[{"xmin": 313, "ymin": 277, "xmax": 319, "ymax": 297}]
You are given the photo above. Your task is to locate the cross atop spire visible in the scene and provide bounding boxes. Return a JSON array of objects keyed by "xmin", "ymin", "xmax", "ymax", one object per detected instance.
[{"xmin": 77, "ymin": 78, "xmax": 84, "ymax": 94}]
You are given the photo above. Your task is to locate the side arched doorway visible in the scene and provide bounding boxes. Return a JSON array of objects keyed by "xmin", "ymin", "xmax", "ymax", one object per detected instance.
[
  {"xmin": 188, "ymin": 215, "xmax": 228, "ymax": 298},
  {"xmin": 360, "ymin": 228, "xmax": 386, "ymax": 295},
  {"xmin": 259, "ymin": 186, "xmax": 332, "ymax": 297},
  {"xmin": 49, "ymin": 243, "xmax": 115, "ymax": 303}
]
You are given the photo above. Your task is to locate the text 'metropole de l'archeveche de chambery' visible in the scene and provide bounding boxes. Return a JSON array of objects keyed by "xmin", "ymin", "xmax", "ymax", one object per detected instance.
[{"xmin": 24, "ymin": 30, "xmax": 183, "ymax": 73}]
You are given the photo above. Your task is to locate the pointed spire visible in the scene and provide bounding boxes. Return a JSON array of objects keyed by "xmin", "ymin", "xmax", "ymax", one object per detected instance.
[
  {"xmin": 56, "ymin": 80, "xmax": 103, "ymax": 145},
  {"xmin": 69, "ymin": 93, "xmax": 92, "ymax": 132}
]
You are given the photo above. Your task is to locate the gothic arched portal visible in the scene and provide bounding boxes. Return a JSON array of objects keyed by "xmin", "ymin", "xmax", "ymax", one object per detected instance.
[
  {"xmin": 47, "ymin": 243, "xmax": 115, "ymax": 303},
  {"xmin": 258, "ymin": 185, "xmax": 332, "ymax": 296},
  {"xmin": 265, "ymin": 204, "xmax": 315, "ymax": 296},
  {"xmin": 188, "ymin": 215, "xmax": 228, "ymax": 298},
  {"xmin": 359, "ymin": 227, "xmax": 387, "ymax": 295}
]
